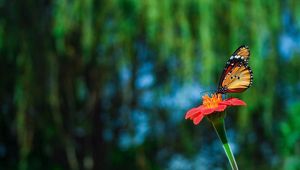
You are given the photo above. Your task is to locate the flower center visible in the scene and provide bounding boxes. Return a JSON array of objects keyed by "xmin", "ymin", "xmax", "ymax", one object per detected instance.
[{"xmin": 202, "ymin": 93, "xmax": 223, "ymax": 108}]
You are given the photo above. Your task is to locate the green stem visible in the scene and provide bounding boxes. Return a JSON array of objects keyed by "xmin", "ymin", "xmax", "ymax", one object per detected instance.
[{"xmin": 211, "ymin": 117, "xmax": 239, "ymax": 170}]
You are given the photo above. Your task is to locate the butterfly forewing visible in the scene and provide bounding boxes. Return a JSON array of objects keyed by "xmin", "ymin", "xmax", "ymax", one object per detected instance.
[{"xmin": 232, "ymin": 45, "xmax": 250, "ymax": 60}]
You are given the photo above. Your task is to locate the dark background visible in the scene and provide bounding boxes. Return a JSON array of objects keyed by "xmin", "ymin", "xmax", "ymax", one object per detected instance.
[{"xmin": 1, "ymin": 0, "xmax": 300, "ymax": 170}]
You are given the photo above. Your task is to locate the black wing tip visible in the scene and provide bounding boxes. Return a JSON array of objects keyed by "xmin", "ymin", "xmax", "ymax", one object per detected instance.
[
  {"xmin": 237, "ymin": 45, "xmax": 249, "ymax": 50},
  {"xmin": 232, "ymin": 45, "xmax": 250, "ymax": 56},
  {"xmin": 240, "ymin": 45, "xmax": 249, "ymax": 48}
]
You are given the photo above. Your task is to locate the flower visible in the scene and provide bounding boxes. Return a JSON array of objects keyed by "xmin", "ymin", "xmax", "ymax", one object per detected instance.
[{"xmin": 185, "ymin": 93, "xmax": 246, "ymax": 125}]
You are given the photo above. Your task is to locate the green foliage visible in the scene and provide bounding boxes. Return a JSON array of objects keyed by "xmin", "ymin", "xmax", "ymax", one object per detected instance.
[
  {"xmin": 1, "ymin": 0, "xmax": 300, "ymax": 170},
  {"xmin": 280, "ymin": 102, "xmax": 300, "ymax": 169}
]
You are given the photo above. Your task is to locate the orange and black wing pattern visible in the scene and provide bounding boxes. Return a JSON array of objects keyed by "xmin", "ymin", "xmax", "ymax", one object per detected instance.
[
  {"xmin": 232, "ymin": 45, "xmax": 250, "ymax": 61},
  {"xmin": 217, "ymin": 45, "xmax": 253, "ymax": 94}
]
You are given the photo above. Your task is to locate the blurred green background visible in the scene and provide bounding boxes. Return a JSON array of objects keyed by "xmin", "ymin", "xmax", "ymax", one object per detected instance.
[{"xmin": 1, "ymin": 0, "xmax": 300, "ymax": 170}]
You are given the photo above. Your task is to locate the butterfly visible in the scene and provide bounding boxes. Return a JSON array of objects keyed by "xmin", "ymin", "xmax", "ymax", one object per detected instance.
[{"xmin": 217, "ymin": 45, "xmax": 253, "ymax": 94}]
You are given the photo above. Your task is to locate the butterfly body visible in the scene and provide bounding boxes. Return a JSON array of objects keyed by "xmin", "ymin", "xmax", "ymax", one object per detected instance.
[{"xmin": 217, "ymin": 45, "xmax": 253, "ymax": 94}]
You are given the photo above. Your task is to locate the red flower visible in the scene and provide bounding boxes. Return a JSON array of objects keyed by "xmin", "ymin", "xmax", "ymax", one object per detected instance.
[{"xmin": 185, "ymin": 93, "xmax": 246, "ymax": 125}]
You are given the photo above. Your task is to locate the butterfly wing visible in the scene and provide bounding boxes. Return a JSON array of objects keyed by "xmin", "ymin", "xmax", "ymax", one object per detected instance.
[
  {"xmin": 217, "ymin": 45, "xmax": 253, "ymax": 94},
  {"xmin": 232, "ymin": 45, "xmax": 250, "ymax": 61},
  {"xmin": 220, "ymin": 64, "xmax": 253, "ymax": 93}
]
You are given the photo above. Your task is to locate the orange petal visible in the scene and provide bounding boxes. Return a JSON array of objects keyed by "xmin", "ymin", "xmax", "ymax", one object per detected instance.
[
  {"xmin": 220, "ymin": 98, "xmax": 246, "ymax": 106},
  {"xmin": 193, "ymin": 114, "xmax": 204, "ymax": 125},
  {"xmin": 215, "ymin": 104, "xmax": 227, "ymax": 112},
  {"xmin": 201, "ymin": 108, "xmax": 215, "ymax": 115},
  {"xmin": 185, "ymin": 105, "xmax": 204, "ymax": 119}
]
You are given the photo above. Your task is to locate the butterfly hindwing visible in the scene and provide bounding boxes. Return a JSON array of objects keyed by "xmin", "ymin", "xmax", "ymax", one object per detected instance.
[{"xmin": 221, "ymin": 64, "xmax": 253, "ymax": 93}]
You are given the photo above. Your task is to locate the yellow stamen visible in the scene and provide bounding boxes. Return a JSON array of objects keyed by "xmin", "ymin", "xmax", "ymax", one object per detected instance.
[{"xmin": 202, "ymin": 93, "xmax": 223, "ymax": 108}]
